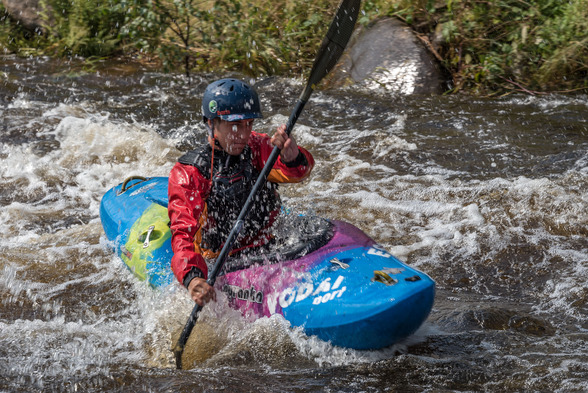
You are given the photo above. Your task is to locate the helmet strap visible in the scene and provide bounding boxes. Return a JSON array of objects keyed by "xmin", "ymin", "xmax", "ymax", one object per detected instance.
[
  {"xmin": 208, "ymin": 121, "xmax": 216, "ymax": 181},
  {"xmin": 210, "ymin": 140, "xmax": 215, "ymax": 181},
  {"xmin": 205, "ymin": 119, "xmax": 214, "ymax": 138},
  {"xmin": 206, "ymin": 119, "xmax": 224, "ymax": 181},
  {"xmin": 206, "ymin": 119, "xmax": 223, "ymax": 150}
]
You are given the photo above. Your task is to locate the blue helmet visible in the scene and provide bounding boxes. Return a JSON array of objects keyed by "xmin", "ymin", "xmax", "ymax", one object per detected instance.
[{"xmin": 201, "ymin": 78, "xmax": 263, "ymax": 122}]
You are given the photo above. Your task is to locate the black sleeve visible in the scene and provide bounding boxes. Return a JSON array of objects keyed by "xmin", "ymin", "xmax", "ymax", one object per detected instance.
[
  {"xmin": 182, "ymin": 267, "xmax": 204, "ymax": 288},
  {"xmin": 283, "ymin": 149, "xmax": 308, "ymax": 168}
]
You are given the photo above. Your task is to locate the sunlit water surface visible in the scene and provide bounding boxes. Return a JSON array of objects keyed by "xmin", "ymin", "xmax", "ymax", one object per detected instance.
[{"xmin": 1, "ymin": 57, "xmax": 587, "ymax": 392}]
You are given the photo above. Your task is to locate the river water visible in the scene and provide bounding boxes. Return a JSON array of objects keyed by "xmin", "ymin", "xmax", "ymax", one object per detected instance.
[{"xmin": 1, "ymin": 56, "xmax": 587, "ymax": 392}]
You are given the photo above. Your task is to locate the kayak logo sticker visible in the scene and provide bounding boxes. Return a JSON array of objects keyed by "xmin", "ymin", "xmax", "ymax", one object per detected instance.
[
  {"xmin": 209, "ymin": 100, "xmax": 218, "ymax": 114},
  {"xmin": 278, "ymin": 275, "xmax": 347, "ymax": 309},
  {"xmin": 367, "ymin": 244, "xmax": 392, "ymax": 258},
  {"xmin": 222, "ymin": 284, "xmax": 263, "ymax": 304}
]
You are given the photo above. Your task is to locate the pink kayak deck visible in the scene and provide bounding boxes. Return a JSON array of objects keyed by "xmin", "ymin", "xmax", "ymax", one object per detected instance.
[{"xmin": 216, "ymin": 220, "xmax": 375, "ymax": 318}]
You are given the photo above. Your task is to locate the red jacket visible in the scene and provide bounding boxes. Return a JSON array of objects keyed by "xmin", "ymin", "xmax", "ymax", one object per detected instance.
[{"xmin": 168, "ymin": 131, "xmax": 314, "ymax": 286}]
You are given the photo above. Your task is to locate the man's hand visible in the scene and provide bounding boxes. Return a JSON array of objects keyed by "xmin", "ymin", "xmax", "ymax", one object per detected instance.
[
  {"xmin": 187, "ymin": 277, "xmax": 216, "ymax": 306},
  {"xmin": 271, "ymin": 124, "xmax": 299, "ymax": 163}
]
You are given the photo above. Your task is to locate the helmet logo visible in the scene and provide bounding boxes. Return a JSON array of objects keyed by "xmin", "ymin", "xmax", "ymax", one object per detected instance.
[{"xmin": 209, "ymin": 100, "xmax": 218, "ymax": 114}]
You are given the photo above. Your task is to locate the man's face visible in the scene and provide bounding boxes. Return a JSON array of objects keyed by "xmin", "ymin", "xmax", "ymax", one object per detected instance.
[{"xmin": 212, "ymin": 119, "xmax": 254, "ymax": 155}]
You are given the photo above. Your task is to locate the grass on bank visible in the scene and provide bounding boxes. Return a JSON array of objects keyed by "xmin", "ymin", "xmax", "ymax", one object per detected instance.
[{"xmin": 1, "ymin": 0, "xmax": 587, "ymax": 94}]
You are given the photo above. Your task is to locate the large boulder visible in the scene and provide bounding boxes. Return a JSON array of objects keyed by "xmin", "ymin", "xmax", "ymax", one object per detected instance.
[
  {"xmin": 328, "ymin": 17, "xmax": 447, "ymax": 95},
  {"xmin": 2, "ymin": 0, "xmax": 47, "ymax": 32}
]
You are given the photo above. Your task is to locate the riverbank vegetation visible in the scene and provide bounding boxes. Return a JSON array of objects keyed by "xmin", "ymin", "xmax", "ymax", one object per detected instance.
[{"xmin": 1, "ymin": 0, "xmax": 586, "ymax": 94}]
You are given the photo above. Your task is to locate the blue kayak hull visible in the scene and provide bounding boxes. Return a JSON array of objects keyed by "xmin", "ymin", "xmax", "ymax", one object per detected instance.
[{"xmin": 100, "ymin": 176, "xmax": 435, "ymax": 349}]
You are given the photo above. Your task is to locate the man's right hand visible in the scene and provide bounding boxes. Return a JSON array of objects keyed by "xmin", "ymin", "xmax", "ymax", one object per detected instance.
[{"xmin": 187, "ymin": 277, "xmax": 216, "ymax": 306}]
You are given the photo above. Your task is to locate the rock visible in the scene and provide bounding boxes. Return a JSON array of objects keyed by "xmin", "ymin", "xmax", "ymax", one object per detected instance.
[
  {"xmin": 2, "ymin": 0, "xmax": 47, "ymax": 32},
  {"xmin": 328, "ymin": 17, "xmax": 447, "ymax": 95}
]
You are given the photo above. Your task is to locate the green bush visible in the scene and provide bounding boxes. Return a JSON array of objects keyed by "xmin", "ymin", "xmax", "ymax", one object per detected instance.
[
  {"xmin": 0, "ymin": 3, "xmax": 45, "ymax": 55},
  {"xmin": 118, "ymin": 0, "xmax": 341, "ymax": 78},
  {"xmin": 0, "ymin": 0, "xmax": 128, "ymax": 57},
  {"xmin": 41, "ymin": 0, "xmax": 127, "ymax": 57},
  {"xmin": 536, "ymin": 0, "xmax": 588, "ymax": 89},
  {"xmin": 433, "ymin": 0, "xmax": 588, "ymax": 93},
  {"xmin": 1, "ymin": 0, "xmax": 586, "ymax": 93}
]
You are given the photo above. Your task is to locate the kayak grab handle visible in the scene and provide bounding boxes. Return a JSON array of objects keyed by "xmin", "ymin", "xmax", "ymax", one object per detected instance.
[
  {"xmin": 118, "ymin": 176, "xmax": 148, "ymax": 195},
  {"xmin": 142, "ymin": 225, "xmax": 155, "ymax": 248}
]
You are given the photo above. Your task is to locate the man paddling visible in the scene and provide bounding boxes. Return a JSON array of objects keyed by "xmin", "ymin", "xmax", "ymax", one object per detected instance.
[{"xmin": 168, "ymin": 78, "xmax": 315, "ymax": 306}]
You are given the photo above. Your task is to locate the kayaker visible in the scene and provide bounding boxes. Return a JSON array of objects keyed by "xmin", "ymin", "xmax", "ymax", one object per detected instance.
[{"xmin": 168, "ymin": 78, "xmax": 315, "ymax": 306}]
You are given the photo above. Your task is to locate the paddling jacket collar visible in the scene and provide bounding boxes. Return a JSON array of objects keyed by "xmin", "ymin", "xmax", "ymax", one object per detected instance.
[{"xmin": 168, "ymin": 131, "xmax": 315, "ymax": 288}]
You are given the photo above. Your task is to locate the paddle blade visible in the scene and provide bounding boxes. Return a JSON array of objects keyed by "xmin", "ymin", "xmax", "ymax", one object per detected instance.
[{"xmin": 306, "ymin": 0, "xmax": 361, "ymax": 91}]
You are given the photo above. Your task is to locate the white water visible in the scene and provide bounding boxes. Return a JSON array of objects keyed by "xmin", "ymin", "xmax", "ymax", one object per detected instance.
[
  {"xmin": 1, "ymin": 61, "xmax": 588, "ymax": 391},
  {"xmin": 0, "ymin": 105, "xmax": 423, "ymax": 377}
]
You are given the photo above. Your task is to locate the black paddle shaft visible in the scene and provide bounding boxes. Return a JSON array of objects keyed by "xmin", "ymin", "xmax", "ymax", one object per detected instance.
[{"xmin": 173, "ymin": 0, "xmax": 361, "ymax": 369}]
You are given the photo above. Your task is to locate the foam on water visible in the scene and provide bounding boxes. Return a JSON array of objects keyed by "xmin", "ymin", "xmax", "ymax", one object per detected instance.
[
  {"xmin": 288, "ymin": 128, "xmax": 587, "ymax": 328},
  {"xmin": 1, "ymin": 105, "xmax": 409, "ymax": 378},
  {"xmin": 502, "ymin": 94, "xmax": 588, "ymax": 111},
  {"xmin": 1, "ymin": 109, "xmax": 180, "ymax": 381},
  {"xmin": 2, "ymin": 63, "xmax": 588, "ymax": 390}
]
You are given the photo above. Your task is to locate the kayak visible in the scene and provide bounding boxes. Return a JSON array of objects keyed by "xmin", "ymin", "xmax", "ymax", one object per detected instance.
[{"xmin": 100, "ymin": 176, "xmax": 435, "ymax": 350}]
